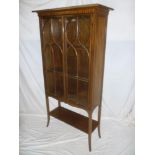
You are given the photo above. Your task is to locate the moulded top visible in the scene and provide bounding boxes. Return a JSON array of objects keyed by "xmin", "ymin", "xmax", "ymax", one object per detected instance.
[{"xmin": 32, "ymin": 3, "xmax": 114, "ymax": 14}]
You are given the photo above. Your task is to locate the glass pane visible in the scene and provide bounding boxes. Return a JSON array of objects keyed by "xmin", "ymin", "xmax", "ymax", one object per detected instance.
[
  {"xmin": 42, "ymin": 17, "xmax": 63, "ymax": 70},
  {"xmin": 67, "ymin": 78, "xmax": 77, "ymax": 102},
  {"xmin": 46, "ymin": 72, "xmax": 64, "ymax": 98},
  {"xmin": 55, "ymin": 74, "xmax": 64, "ymax": 97},
  {"xmin": 46, "ymin": 72, "xmax": 55, "ymax": 94},
  {"xmin": 43, "ymin": 19, "xmax": 52, "ymax": 45},
  {"xmin": 44, "ymin": 45, "xmax": 53, "ymax": 70},
  {"xmin": 51, "ymin": 44, "xmax": 63, "ymax": 72},
  {"xmin": 78, "ymin": 16, "xmax": 90, "ymax": 79},
  {"xmin": 78, "ymin": 80, "xmax": 88, "ymax": 105},
  {"xmin": 42, "ymin": 19, "xmax": 52, "ymax": 70},
  {"xmin": 65, "ymin": 17, "xmax": 77, "ymax": 43},
  {"xmin": 78, "ymin": 49, "xmax": 89, "ymax": 78},
  {"xmin": 51, "ymin": 18, "xmax": 62, "ymax": 45},
  {"xmin": 51, "ymin": 17, "xmax": 63, "ymax": 72},
  {"xmin": 66, "ymin": 46, "xmax": 77, "ymax": 76},
  {"xmin": 65, "ymin": 16, "xmax": 77, "ymax": 76},
  {"xmin": 78, "ymin": 16, "xmax": 90, "ymax": 49}
]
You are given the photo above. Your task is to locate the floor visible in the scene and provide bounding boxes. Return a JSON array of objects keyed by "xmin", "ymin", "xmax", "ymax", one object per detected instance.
[{"xmin": 19, "ymin": 114, "xmax": 135, "ymax": 155}]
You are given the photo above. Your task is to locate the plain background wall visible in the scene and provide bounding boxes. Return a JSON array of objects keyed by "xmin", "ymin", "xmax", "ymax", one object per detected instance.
[{"xmin": 19, "ymin": 0, "xmax": 134, "ymax": 122}]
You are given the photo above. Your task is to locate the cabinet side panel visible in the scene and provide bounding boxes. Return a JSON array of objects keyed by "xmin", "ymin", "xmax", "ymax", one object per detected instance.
[{"xmin": 91, "ymin": 15, "xmax": 108, "ymax": 110}]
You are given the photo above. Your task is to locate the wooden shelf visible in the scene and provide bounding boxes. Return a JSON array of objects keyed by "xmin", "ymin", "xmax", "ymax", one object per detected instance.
[
  {"xmin": 47, "ymin": 68, "xmax": 63, "ymax": 74},
  {"xmin": 47, "ymin": 68, "xmax": 88, "ymax": 82},
  {"xmin": 49, "ymin": 107, "xmax": 98, "ymax": 134},
  {"xmin": 67, "ymin": 74, "xmax": 88, "ymax": 82}
]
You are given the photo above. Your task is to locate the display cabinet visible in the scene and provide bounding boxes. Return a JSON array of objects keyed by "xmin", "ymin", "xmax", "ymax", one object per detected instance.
[{"xmin": 33, "ymin": 4, "xmax": 113, "ymax": 151}]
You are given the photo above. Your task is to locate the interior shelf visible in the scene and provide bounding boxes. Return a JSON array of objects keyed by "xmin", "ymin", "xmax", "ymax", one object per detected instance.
[
  {"xmin": 49, "ymin": 107, "xmax": 98, "ymax": 134},
  {"xmin": 67, "ymin": 74, "xmax": 88, "ymax": 82},
  {"xmin": 47, "ymin": 68, "xmax": 63, "ymax": 73},
  {"xmin": 47, "ymin": 68, "xmax": 88, "ymax": 82}
]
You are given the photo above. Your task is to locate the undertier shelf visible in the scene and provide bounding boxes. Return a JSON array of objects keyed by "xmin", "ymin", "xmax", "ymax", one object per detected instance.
[{"xmin": 49, "ymin": 107, "xmax": 98, "ymax": 134}]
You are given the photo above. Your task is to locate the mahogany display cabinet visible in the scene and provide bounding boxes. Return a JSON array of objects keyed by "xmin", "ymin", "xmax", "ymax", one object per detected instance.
[{"xmin": 33, "ymin": 4, "xmax": 113, "ymax": 151}]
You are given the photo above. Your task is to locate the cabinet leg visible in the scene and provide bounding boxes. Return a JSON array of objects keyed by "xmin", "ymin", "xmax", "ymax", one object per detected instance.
[
  {"xmin": 88, "ymin": 111, "xmax": 92, "ymax": 152},
  {"xmin": 47, "ymin": 115, "xmax": 50, "ymax": 127},
  {"xmin": 58, "ymin": 100, "xmax": 61, "ymax": 107},
  {"xmin": 46, "ymin": 96, "xmax": 50, "ymax": 127},
  {"xmin": 98, "ymin": 104, "xmax": 102, "ymax": 138}
]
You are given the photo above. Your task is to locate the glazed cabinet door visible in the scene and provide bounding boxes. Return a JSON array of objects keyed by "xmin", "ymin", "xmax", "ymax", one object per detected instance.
[
  {"xmin": 64, "ymin": 15, "xmax": 91, "ymax": 106},
  {"xmin": 41, "ymin": 17, "xmax": 64, "ymax": 99}
]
